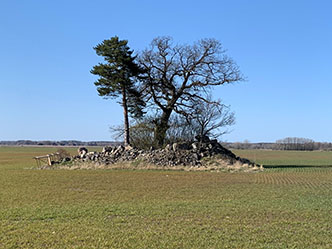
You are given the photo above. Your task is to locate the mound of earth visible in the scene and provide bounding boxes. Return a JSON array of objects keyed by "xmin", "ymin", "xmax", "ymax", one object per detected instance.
[{"xmin": 53, "ymin": 137, "xmax": 263, "ymax": 172}]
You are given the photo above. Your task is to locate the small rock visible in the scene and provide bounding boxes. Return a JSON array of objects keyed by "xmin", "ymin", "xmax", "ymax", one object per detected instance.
[
  {"xmin": 172, "ymin": 143, "xmax": 178, "ymax": 151},
  {"xmin": 165, "ymin": 144, "xmax": 171, "ymax": 151},
  {"xmin": 78, "ymin": 147, "xmax": 88, "ymax": 158},
  {"xmin": 125, "ymin": 145, "xmax": 133, "ymax": 151},
  {"xmin": 114, "ymin": 145, "xmax": 124, "ymax": 154},
  {"xmin": 192, "ymin": 142, "xmax": 199, "ymax": 150},
  {"xmin": 102, "ymin": 146, "xmax": 113, "ymax": 153}
]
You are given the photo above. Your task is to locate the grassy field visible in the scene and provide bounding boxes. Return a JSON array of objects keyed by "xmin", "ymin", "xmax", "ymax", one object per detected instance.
[{"xmin": 0, "ymin": 147, "xmax": 331, "ymax": 248}]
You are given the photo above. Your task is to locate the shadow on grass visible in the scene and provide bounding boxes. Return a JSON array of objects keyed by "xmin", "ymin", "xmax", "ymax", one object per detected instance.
[{"xmin": 263, "ymin": 165, "xmax": 332, "ymax": 169}]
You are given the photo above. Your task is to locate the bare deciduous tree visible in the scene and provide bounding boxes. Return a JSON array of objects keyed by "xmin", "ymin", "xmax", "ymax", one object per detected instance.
[
  {"xmin": 275, "ymin": 137, "xmax": 315, "ymax": 151},
  {"xmin": 189, "ymin": 99, "xmax": 235, "ymax": 142},
  {"xmin": 139, "ymin": 36, "xmax": 243, "ymax": 146}
]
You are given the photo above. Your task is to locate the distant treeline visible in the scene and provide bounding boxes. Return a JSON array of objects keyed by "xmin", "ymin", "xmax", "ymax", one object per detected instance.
[
  {"xmin": 1, "ymin": 137, "xmax": 332, "ymax": 151},
  {"xmin": 0, "ymin": 140, "xmax": 120, "ymax": 147},
  {"xmin": 223, "ymin": 137, "xmax": 332, "ymax": 151}
]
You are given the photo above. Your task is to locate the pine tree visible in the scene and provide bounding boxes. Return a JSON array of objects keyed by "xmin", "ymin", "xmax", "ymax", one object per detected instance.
[{"xmin": 91, "ymin": 36, "xmax": 145, "ymax": 146}]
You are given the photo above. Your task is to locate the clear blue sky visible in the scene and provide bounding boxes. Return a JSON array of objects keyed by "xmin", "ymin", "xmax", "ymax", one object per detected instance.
[{"xmin": 0, "ymin": 0, "xmax": 331, "ymax": 142}]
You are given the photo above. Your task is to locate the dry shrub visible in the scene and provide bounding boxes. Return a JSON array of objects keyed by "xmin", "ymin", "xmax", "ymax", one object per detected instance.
[{"xmin": 56, "ymin": 148, "xmax": 71, "ymax": 159}]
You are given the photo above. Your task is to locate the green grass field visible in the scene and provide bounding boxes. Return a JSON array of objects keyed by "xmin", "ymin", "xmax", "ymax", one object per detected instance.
[{"xmin": 0, "ymin": 147, "xmax": 331, "ymax": 248}]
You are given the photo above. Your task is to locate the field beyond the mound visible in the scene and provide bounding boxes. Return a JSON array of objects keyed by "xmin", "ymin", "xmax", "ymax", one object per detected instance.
[{"xmin": 0, "ymin": 147, "xmax": 331, "ymax": 248}]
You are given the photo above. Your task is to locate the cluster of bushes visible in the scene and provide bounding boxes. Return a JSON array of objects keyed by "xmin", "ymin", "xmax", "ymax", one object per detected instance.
[
  {"xmin": 225, "ymin": 137, "xmax": 332, "ymax": 151},
  {"xmin": 0, "ymin": 140, "xmax": 119, "ymax": 147}
]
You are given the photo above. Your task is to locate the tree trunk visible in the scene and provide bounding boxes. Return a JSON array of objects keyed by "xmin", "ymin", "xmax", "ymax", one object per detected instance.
[
  {"xmin": 154, "ymin": 109, "xmax": 172, "ymax": 147},
  {"xmin": 122, "ymin": 86, "xmax": 130, "ymax": 146}
]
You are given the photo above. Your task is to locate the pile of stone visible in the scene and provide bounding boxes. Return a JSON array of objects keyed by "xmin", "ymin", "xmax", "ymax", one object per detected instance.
[{"xmin": 70, "ymin": 137, "xmax": 261, "ymax": 171}]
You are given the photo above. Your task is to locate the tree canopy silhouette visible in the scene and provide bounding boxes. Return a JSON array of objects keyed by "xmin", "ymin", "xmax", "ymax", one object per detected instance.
[{"xmin": 139, "ymin": 36, "xmax": 243, "ymax": 146}]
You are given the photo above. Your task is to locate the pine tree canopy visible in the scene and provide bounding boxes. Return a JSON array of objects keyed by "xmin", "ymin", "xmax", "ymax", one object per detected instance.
[{"xmin": 91, "ymin": 36, "xmax": 145, "ymax": 118}]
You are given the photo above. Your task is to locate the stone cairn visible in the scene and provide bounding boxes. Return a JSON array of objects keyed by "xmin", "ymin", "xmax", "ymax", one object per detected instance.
[{"xmin": 72, "ymin": 136, "xmax": 261, "ymax": 170}]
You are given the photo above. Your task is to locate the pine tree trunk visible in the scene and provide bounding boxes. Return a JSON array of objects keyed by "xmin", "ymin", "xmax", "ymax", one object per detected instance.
[{"xmin": 122, "ymin": 86, "xmax": 130, "ymax": 146}]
